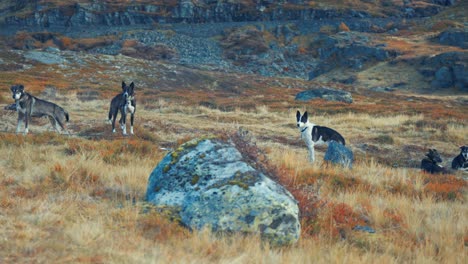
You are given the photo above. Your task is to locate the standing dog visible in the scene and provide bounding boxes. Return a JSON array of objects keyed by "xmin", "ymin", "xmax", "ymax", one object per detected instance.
[
  {"xmin": 108, "ymin": 81, "xmax": 136, "ymax": 135},
  {"xmin": 296, "ymin": 110, "xmax": 345, "ymax": 163},
  {"xmin": 10, "ymin": 84, "xmax": 69, "ymax": 135},
  {"xmin": 451, "ymin": 146, "xmax": 468, "ymax": 171},
  {"xmin": 421, "ymin": 149, "xmax": 448, "ymax": 174}
]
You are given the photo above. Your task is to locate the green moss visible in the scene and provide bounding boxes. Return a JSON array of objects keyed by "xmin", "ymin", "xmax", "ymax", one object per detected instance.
[
  {"xmin": 227, "ymin": 180, "xmax": 249, "ymax": 190},
  {"xmin": 191, "ymin": 174, "xmax": 200, "ymax": 185},
  {"xmin": 163, "ymin": 165, "xmax": 171, "ymax": 173},
  {"xmin": 169, "ymin": 136, "xmax": 217, "ymax": 165},
  {"xmin": 209, "ymin": 170, "xmax": 260, "ymax": 190},
  {"xmin": 139, "ymin": 203, "xmax": 183, "ymax": 223}
]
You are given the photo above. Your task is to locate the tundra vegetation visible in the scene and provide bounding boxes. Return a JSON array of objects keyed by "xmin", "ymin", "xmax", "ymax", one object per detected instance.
[{"xmin": 0, "ymin": 0, "xmax": 467, "ymax": 263}]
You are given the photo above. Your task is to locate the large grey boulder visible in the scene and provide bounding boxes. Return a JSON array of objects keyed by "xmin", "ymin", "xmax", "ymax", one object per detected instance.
[
  {"xmin": 146, "ymin": 138, "xmax": 300, "ymax": 246},
  {"xmin": 324, "ymin": 141, "xmax": 354, "ymax": 168},
  {"xmin": 295, "ymin": 87, "xmax": 353, "ymax": 103}
]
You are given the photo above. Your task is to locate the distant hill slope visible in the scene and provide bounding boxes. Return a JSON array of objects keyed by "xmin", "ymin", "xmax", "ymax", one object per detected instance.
[{"xmin": 0, "ymin": 0, "xmax": 466, "ymax": 93}]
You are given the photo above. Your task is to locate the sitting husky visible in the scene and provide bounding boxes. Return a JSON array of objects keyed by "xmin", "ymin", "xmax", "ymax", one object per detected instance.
[
  {"xmin": 421, "ymin": 149, "xmax": 448, "ymax": 174},
  {"xmin": 451, "ymin": 146, "xmax": 468, "ymax": 171},
  {"xmin": 296, "ymin": 110, "xmax": 345, "ymax": 163},
  {"xmin": 10, "ymin": 84, "xmax": 69, "ymax": 135},
  {"xmin": 108, "ymin": 81, "xmax": 136, "ymax": 135}
]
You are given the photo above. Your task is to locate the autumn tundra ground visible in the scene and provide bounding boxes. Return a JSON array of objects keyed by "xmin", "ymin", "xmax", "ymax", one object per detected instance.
[{"xmin": 0, "ymin": 65, "xmax": 467, "ymax": 263}]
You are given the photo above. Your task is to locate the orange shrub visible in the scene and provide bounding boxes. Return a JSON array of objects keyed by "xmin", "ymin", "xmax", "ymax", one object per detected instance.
[
  {"xmin": 318, "ymin": 202, "xmax": 366, "ymax": 239},
  {"xmin": 424, "ymin": 175, "xmax": 466, "ymax": 201},
  {"xmin": 383, "ymin": 209, "xmax": 407, "ymax": 229},
  {"xmin": 339, "ymin": 22, "xmax": 350, "ymax": 32},
  {"xmin": 122, "ymin": 39, "xmax": 138, "ymax": 48},
  {"xmin": 59, "ymin": 36, "xmax": 74, "ymax": 49}
]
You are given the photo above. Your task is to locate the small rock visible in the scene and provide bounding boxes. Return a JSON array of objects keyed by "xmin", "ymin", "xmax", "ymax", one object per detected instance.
[
  {"xmin": 295, "ymin": 87, "xmax": 353, "ymax": 103},
  {"xmin": 324, "ymin": 141, "xmax": 354, "ymax": 168}
]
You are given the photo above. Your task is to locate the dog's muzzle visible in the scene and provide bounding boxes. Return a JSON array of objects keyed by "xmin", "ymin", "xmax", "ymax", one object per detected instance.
[{"xmin": 13, "ymin": 93, "xmax": 22, "ymax": 100}]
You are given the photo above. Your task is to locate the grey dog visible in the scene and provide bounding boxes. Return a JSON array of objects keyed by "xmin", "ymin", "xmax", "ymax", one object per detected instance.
[{"xmin": 10, "ymin": 84, "xmax": 69, "ymax": 135}]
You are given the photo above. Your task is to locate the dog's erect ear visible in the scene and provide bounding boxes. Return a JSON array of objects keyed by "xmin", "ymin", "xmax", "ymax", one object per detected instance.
[
  {"xmin": 11, "ymin": 85, "xmax": 24, "ymax": 92},
  {"xmin": 296, "ymin": 111, "xmax": 301, "ymax": 122},
  {"xmin": 301, "ymin": 111, "xmax": 308, "ymax": 123},
  {"xmin": 122, "ymin": 81, "xmax": 126, "ymax": 90},
  {"xmin": 129, "ymin": 82, "xmax": 134, "ymax": 89}
]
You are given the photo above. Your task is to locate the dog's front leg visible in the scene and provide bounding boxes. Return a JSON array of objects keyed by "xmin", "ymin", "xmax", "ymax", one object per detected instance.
[
  {"xmin": 16, "ymin": 113, "xmax": 24, "ymax": 134},
  {"xmin": 119, "ymin": 108, "xmax": 127, "ymax": 135},
  {"xmin": 23, "ymin": 112, "xmax": 30, "ymax": 135},
  {"xmin": 308, "ymin": 144, "xmax": 315, "ymax": 163},
  {"xmin": 130, "ymin": 113, "xmax": 134, "ymax": 135}
]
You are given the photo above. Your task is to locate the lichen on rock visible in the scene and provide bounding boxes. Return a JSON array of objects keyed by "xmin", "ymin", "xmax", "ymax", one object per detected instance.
[{"xmin": 146, "ymin": 137, "xmax": 300, "ymax": 246}]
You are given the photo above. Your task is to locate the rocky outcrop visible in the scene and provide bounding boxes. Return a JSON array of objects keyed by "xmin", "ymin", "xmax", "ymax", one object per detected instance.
[
  {"xmin": 436, "ymin": 29, "xmax": 467, "ymax": 49},
  {"xmin": 23, "ymin": 50, "xmax": 67, "ymax": 65},
  {"xmin": 1, "ymin": 0, "xmax": 453, "ymax": 29},
  {"xmin": 2, "ymin": 2, "xmax": 372, "ymax": 28},
  {"xmin": 295, "ymin": 87, "xmax": 353, "ymax": 103},
  {"xmin": 146, "ymin": 138, "xmax": 300, "ymax": 246},
  {"xmin": 420, "ymin": 52, "xmax": 468, "ymax": 91},
  {"xmin": 307, "ymin": 32, "xmax": 397, "ymax": 80}
]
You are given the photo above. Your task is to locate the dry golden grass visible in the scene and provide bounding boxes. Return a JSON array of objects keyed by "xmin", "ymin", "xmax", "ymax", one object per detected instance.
[
  {"xmin": 0, "ymin": 90, "xmax": 466, "ymax": 263},
  {"xmin": 0, "ymin": 29, "xmax": 467, "ymax": 261}
]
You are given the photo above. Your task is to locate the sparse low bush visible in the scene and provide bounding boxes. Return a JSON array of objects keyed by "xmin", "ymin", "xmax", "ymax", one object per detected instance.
[
  {"xmin": 121, "ymin": 41, "xmax": 177, "ymax": 61},
  {"xmin": 338, "ymin": 22, "xmax": 350, "ymax": 32},
  {"xmin": 319, "ymin": 25, "xmax": 337, "ymax": 35},
  {"xmin": 424, "ymin": 175, "xmax": 466, "ymax": 201},
  {"xmin": 221, "ymin": 26, "xmax": 269, "ymax": 65},
  {"xmin": 374, "ymin": 134, "xmax": 394, "ymax": 144}
]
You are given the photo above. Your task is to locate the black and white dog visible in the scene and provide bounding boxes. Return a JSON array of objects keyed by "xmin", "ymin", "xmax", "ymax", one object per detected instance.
[
  {"xmin": 10, "ymin": 84, "xmax": 69, "ymax": 135},
  {"xmin": 451, "ymin": 146, "xmax": 468, "ymax": 171},
  {"xmin": 108, "ymin": 81, "xmax": 136, "ymax": 135},
  {"xmin": 421, "ymin": 149, "xmax": 448, "ymax": 174},
  {"xmin": 296, "ymin": 110, "xmax": 346, "ymax": 163}
]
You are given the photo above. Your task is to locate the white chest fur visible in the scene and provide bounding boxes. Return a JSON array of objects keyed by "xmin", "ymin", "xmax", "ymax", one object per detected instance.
[
  {"xmin": 125, "ymin": 102, "xmax": 135, "ymax": 114},
  {"xmin": 16, "ymin": 101, "xmax": 26, "ymax": 113}
]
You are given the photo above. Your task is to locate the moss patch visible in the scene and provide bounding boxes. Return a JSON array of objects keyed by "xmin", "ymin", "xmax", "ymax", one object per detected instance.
[
  {"xmin": 209, "ymin": 170, "xmax": 260, "ymax": 191},
  {"xmin": 169, "ymin": 136, "xmax": 217, "ymax": 165},
  {"xmin": 191, "ymin": 175, "xmax": 200, "ymax": 185}
]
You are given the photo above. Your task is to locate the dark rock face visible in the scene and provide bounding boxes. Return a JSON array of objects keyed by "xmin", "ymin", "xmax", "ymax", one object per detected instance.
[
  {"xmin": 436, "ymin": 29, "xmax": 468, "ymax": 49},
  {"xmin": 2, "ymin": 0, "xmax": 453, "ymax": 29},
  {"xmin": 422, "ymin": 52, "xmax": 468, "ymax": 90},
  {"xmin": 307, "ymin": 32, "xmax": 397, "ymax": 79},
  {"xmin": 3, "ymin": 2, "xmax": 374, "ymax": 28},
  {"xmin": 324, "ymin": 141, "xmax": 354, "ymax": 168},
  {"xmin": 295, "ymin": 87, "xmax": 353, "ymax": 103},
  {"xmin": 146, "ymin": 138, "xmax": 301, "ymax": 246},
  {"xmin": 431, "ymin": 66, "xmax": 453, "ymax": 89}
]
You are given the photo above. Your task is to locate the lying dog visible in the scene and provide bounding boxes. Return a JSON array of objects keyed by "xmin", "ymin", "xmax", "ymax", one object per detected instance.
[
  {"xmin": 296, "ymin": 110, "xmax": 345, "ymax": 163},
  {"xmin": 10, "ymin": 85, "xmax": 69, "ymax": 135},
  {"xmin": 451, "ymin": 146, "xmax": 468, "ymax": 171},
  {"xmin": 108, "ymin": 81, "xmax": 136, "ymax": 135},
  {"xmin": 421, "ymin": 149, "xmax": 448, "ymax": 174}
]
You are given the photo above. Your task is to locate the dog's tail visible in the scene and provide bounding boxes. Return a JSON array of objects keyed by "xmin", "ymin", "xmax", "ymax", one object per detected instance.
[{"xmin": 65, "ymin": 111, "xmax": 69, "ymax": 122}]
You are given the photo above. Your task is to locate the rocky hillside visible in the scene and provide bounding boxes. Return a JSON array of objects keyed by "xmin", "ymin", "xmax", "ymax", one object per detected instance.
[
  {"xmin": 0, "ymin": 0, "xmax": 466, "ymax": 92},
  {"xmin": 1, "ymin": 0, "xmax": 458, "ymax": 27}
]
